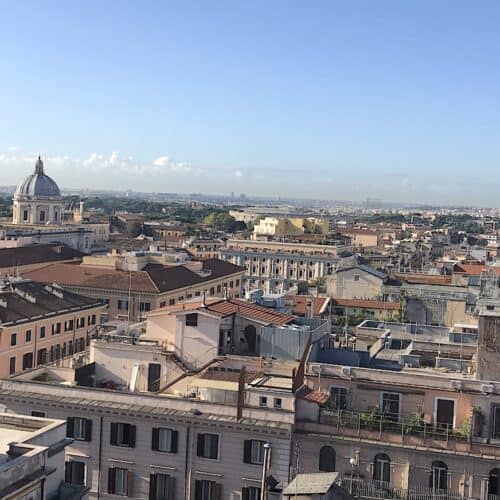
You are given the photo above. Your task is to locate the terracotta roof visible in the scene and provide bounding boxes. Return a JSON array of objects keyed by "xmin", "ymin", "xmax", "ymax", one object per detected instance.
[
  {"xmin": 0, "ymin": 244, "xmax": 83, "ymax": 269},
  {"xmin": 22, "ymin": 259, "xmax": 243, "ymax": 295},
  {"xmin": 300, "ymin": 387, "xmax": 330, "ymax": 405},
  {"xmin": 393, "ymin": 272, "xmax": 452, "ymax": 285},
  {"xmin": 155, "ymin": 298, "xmax": 294, "ymax": 326},
  {"xmin": 289, "ymin": 295, "xmax": 329, "ymax": 316},
  {"xmin": 453, "ymin": 263, "xmax": 500, "ymax": 276},
  {"xmin": 332, "ymin": 298, "xmax": 399, "ymax": 310}
]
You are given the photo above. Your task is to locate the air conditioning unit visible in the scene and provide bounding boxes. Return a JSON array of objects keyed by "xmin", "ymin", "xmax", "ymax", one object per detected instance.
[
  {"xmin": 450, "ymin": 380, "xmax": 463, "ymax": 391},
  {"xmin": 341, "ymin": 366, "xmax": 352, "ymax": 378},
  {"xmin": 481, "ymin": 384, "xmax": 494, "ymax": 394}
]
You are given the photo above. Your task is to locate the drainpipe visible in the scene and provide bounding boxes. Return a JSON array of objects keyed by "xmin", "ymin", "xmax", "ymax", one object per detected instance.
[
  {"xmin": 184, "ymin": 424, "xmax": 192, "ymax": 500},
  {"xmin": 97, "ymin": 415, "xmax": 103, "ymax": 499},
  {"xmin": 260, "ymin": 442, "xmax": 272, "ymax": 500}
]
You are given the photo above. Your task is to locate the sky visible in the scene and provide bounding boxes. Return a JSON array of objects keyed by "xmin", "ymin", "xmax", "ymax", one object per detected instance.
[{"xmin": 1, "ymin": 1, "xmax": 500, "ymax": 206}]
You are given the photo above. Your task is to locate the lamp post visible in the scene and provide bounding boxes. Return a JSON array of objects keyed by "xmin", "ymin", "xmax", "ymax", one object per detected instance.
[{"xmin": 349, "ymin": 450, "xmax": 360, "ymax": 495}]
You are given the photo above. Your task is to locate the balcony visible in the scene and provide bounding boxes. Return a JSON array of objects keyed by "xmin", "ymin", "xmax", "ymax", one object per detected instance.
[{"xmin": 296, "ymin": 408, "xmax": 487, "ymax": 454}]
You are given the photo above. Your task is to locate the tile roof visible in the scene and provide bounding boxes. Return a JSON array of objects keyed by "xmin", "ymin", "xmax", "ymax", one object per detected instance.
[
  {"xmin": 22, "ymin": 259, "xmax": 243, "ymax": 294},
  {"xmin": 299, "ymin": 387, "xmax": 330, "ymax": 405},
  {"xmin": 283, "ymin": 473, "xmax": 340, "ymax": 495},
  {"xmin": 0, "ymin": 244, "xmax": 83, "ymax": 269},
  {"xmin": 332, "ymin": 298, "xmax": 399, "ymax": 310},
  {"xmin": 393, "ymin": 272, "xmax": 452, "ymax": 285},
  {"xmin": 289, "ymin": 295, "xmax": 329, "ymax": 316},
  {"xmin": 453, "ymin": 263, "xmax": 500, "ymax": 276},
  {"xmin": 155, "ymin": 298, "xmax": 294, "ymax": 326},
  {"xmin": 0, "ymin": 281, "xmax": 103, "ymax": 326}
]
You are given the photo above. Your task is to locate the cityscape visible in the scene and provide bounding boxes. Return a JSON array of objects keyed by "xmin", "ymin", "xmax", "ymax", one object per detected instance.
[{"xmin": 1, "ymin": 2, "xmax": 500, "ymax": 500}]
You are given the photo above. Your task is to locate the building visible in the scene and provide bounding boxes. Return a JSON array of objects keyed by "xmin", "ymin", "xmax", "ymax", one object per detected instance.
[
  {"xmin": 330, "ymin": 298, "xmax": 399, "ymax": 322},
  {"xmin": 0, "ymin": 297, "xmax": 311, "ymax": 499},
  {"xmin": 221, "ymin": 239, "xmax": 355, "ymax": 293},
  {"xmin": 1, "ymin": 157, "xmax": 110, "ymax": 253},
  {"xmin": 23, "ymin": 258, "xmax": 244, "ymax": 322},
  {"xmin": 0, "ymin": 243, "xmax": 83, "ymax": 278},
  {"xmin": 253, "ymin": 217, "xmax": 329, "ymax": 237},
  {"xmin": 293, "ymin": 302, "xmax": 500, "ymax": 500},
  {"xmin": 338, "ymin": 229, "xmax": 379, "ymax": 248},
  {"xmin": 0, "ymin": 279, "xmax": 105, "ymax": 377},
  {"xmin": 0, "ymin": 411, "xmax": 86, "ymax": 499},
  {"xmin": 329, "ymin": 265, "xmax": 388, "ymax": 300}
]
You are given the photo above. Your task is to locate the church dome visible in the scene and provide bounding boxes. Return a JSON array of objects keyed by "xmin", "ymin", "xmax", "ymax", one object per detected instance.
[{"xmin": 15, "ymin": 156, "xmax": 61, "ymax": 198}]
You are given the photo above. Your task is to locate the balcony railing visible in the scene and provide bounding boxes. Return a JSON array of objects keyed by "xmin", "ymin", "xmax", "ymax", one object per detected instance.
[
  {"xmin": 337, "ymin": 475, "xmax": 464, "ymax": 500},
  {"xmin": 318, "ymin": 408, "xmax": 470, "ymax": 444}
]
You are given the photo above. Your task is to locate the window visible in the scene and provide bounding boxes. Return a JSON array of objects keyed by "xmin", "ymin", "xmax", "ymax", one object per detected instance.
[
  {"xmin": 108, "ymin": 467, "xmax": 131, "ymax": 496},
  {"xmin": 373, "ymin": 453, "xmax": 391, "ymax": 484},
  {"xmin": 149, "ymin": 473, "xmax": 175, "ymax": 500},
  {"xmin": 259, "ymin": 396, "xmax": 267, "ymax": 407},
  {"xmin": 140, "ymin": 301, "xmax": 151, "ymax": 312},
  {"xmin": 25, "ymin": 330, "xmax": 32, "ymax": 342},
  {"xmin": 242, "ymin": 486, "xmax": 261, "ymax": 500},
  {"xmin": 209, "ymin": 287, "xmax": 215, "ymax": 295},
  {"xmin": 488, "ymin": 468, "xmax": 500, "ymax": 497},
  {"xmin": 118, "ymin": 300, "xmax": 129, "ymax": 311},
  {"xmin": 169, "ymin": 298, "xmax": 175, "ymax": 306},
  {"xmin": 243, "ymin": 439, "xmax": 266, "ymax": 465},
  {"xmin": 197, "ymin": 433, "xmax": 219, "ymax": 459},
  {"xmin": 37, "ymin": 348, "xmax": 47, "ymax": 365},
  {"xmin": 65, "ymin": 461, "xmax": 85, "ymax": 486},
  {"xmin": 492, "ymin": 406, "xmax": 500, "ymax": 439},
  {"xmin": 89, "ymin": 314, "xmax": 97, "ymax": 325},
  {"xmin": 381, "ymin": 392, "xmax": 400, "ymax": 422},
  {"xmin": 194, "ymin": 479, "xmax": 220, "ymax": 500},
  {"xmin": 64, "ymin": 320, "xmax": 74, "ymax": 332},
  {"xmin": 216, "ymin": 285, "xmax": 221, "ymax": 293},
  {"xmin": 23, "ymin": 209, "xmax": 28, "ymax": 221},
  {"xmin": 22, "ymin": 352, "xmax": 33, "ymax": 370},
  {"xmin": 330, "ymin": 387, "xmax": 348, "ymax": 410},
  {"xmin": 77, "ymin": 317, "xmax": 85, "ymax": 328},
  {"xmin": 435, "ymin": 398, "xmax": 455, "ymax": 429},
  {"xmin": 52, "ymin": 322, "xmax": 61, "ymax": 335},
  {"xmin": 10, "ymin": 333, "xmax": 17, "ymax": 346},
  {"xmin": 319, "ymin": 446, "xmax": 336, "ymax": 472},
  {"xmin": 430, "ymin": 461, "xmax": 448, "ymax": 491},
  {"xmin": 40, "ymin": 326, "xmax": 46, "ymax": 338},
  {"xmin": 67, "ymin": 417, "xmax": 92, "ymax": 441},
  {"xmin": 354, "ymin": 274, "xmax": 360, "ymax": 282},
  {"xmin": 152, "ymin": 428, "xmax": 178, "ymax": 453},
  {"xmin": 274, "ymin": 398, "xmax": 282, "ymax": 409},
  {"xmin": 9, "ymin": 357, "xmax": 16, "ymax": 375},
  {"xmin": 31, "ymin": 410, "xmax": 46, "ymax": 418},
  {"xmin": 39, "ymin": 210, "xmax": 45, "ymax": 222},
  {"xmin": 160, "ymin": 301, "xmax": 166, "ymax": 308},
  {"xmin": 110, "ymin": 422, "xmax": 136, "ymax": 448},
  {"xmin": 186, "ymin": 313, "xmax": 198, "ymax": 327}
]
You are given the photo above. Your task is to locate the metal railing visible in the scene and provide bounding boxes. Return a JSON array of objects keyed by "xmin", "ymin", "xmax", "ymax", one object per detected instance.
[
  {"xmin": 338, "ymin": 476, "xmax": 464, "ymax": 500},
  {"xmin": 319, "ymin": 409, "xmax": 470, "ymax": 443}
]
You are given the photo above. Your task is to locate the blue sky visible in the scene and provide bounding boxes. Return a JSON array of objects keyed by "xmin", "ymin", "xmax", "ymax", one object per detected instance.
[{"xmin": 1, "ymin": 1, "xmax": 500, "ymax": 205}]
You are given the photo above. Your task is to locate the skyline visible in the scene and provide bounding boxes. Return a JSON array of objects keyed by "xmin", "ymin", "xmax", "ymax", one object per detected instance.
[{"xmin": 1, "ymin": 1, "xmax": 500, "ymax": 205}]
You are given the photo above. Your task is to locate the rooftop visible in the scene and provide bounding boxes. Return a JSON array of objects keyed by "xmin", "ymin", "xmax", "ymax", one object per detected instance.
[
  {"xmin": 22, "ymin": 258, "xmax": 243, "ymax": 294},
  {"xmin": 0, "ymin": 280, "xmax": 103, "ymax": 326},
  {"xmin": 0, "ymin": 244, "xmax": 83, "ymax": 270}
]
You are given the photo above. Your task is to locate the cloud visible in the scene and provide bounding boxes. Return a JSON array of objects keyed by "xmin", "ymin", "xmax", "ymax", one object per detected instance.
[{"xmin": 234, "ymin": 169, "xmax": 244, "ymax": 177}]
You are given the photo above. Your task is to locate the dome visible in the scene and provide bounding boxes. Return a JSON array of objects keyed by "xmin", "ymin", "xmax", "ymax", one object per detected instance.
[{"xmin": 15, "ymin": 156, "xmax": 61, "ymax": 198}]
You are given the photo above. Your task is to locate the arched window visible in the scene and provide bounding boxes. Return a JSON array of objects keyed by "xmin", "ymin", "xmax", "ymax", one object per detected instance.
[
  {"xmin": 373, "ymin": 454, "xmax": 391, "ymax": 484},
  {"xmin": 430, "ymin": 461, "xmax": 448, "ymax": 491},
  {"xmin": 319, "ymin": 446, "xmax": 336, "ymax": 472},
  {"xmin": 489, "ymin": 468, "xmax": 500, "ymax": 496}
]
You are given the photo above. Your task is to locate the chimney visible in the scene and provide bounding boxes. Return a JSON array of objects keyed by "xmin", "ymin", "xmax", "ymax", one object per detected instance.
[{"xmin": 201, "ymin": 290, "xmax": 207, "ymax": 308}]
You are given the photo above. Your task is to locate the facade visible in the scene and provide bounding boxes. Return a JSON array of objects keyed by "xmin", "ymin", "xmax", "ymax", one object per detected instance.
[
  {"xmin": 0, "ymin": 412, "xmax": 85, "ymax": 499},
  {"xmin": 338, "ymin": 229, "xmax": 379, "ymax": 248},
  {"xmin": 293, "ymin": 299, "xmax": 500, "ymax": 500},
  {"xmin": 23, "ymin": 258, "xmax": 244, "ymax": 322},
  {"xmin": 253, "ymin": 217, "xmax": 329, "ymax": 237},
  {"xmin": 0, "ymin": 298, "xmax": 306, "ymax": 500},
  {"xmin": 221, "ymin": 239, "xmax": 355, "ymax": 293},
  {"xmin": 329, "ymin": 265, "xmax": 388, "ymax": 300},
  {"xmin": 0, "ymin": 280, "xmax": 105, "ymax": 377},
  {"xmin": 330, "ymin": 298, "xmax": 400, "ymax": 322}
]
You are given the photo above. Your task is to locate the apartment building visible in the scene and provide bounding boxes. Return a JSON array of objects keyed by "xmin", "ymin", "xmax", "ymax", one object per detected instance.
[
  {"xmin": 22, "ymin": 258, "xmax": 244, "ymax": 322},
  {"xmin": 0, "ymin": 279, "xmax": 105, "ymax": 378},
  {"xmin": 253, "ymin": 217, "xmax": 329, "ymax": 237},
  {"xmin": 293, "ymin": 299, "xmax": 500, "ymax": 500},
  {"xmin": 221, "ymin": 239, "xmax": 355, "ymax": 293},
  {"xmin": 0, "ymin": 412, "xmax": 85, "ymax": 499},
  {"xmin": 0, "ymin": 297, "xmax": 319, "ymax": 500}
]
